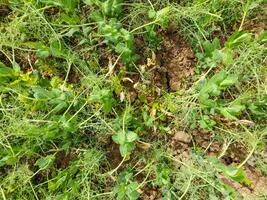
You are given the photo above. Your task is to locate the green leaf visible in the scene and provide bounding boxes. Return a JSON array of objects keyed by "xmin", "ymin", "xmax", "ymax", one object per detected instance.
[
  {"xmin": 48, "ymin": 175, "xmax": 67, "ymax": 191},
  {"xmin": 83, "ymin": 0, "xmax": 101, "ymax": 6},
  {"xmin": 35, "ymin": 155, "xmax": 55, "ymax": 170},
  {"xmin": 224, "ymin": 166, "xmax": 252, "ymax": 185},
  {"xmin": 58, "ymin": 12, "xmax": 80, "ymax": 25},
  {"xmin": 219, "ymin": 102, "xmax": 246, "ymax": 120},
  {"xmin": 127, "ymin": 182, "xmax": 140, "ymax": 200},
  {"xmin": 32, "ymin": 86, "xmax": 54, "ymax": 100},
  {"xmin": 52, "ymin": 102, "xmax": 68, "ymax": 113},
  {"xmin": 114, "ymin": 171, "xmax": 140, "ymax": 200},
  {"xmin": 199, "ymin": 71, "xmax": 237, "ymax": 108},
  {"xmin": 155, "ymin": 164, "xmax": 171, "ymax": 187},
  {"xmin": 89, "ymin": 89, "xmax": 115, "ymax": 113},
  {"xmin": 119, "ymin": 143, "xmax": 134, "ymax": 157},
  {"xmin": 155, "ymin": 7, "xmax": 170, "ymax": 28},
  {"xmin": 257, "ymin": 31, "xmax": 267, "ymax": 43},
  {"xmin": 24, "ymin": 42, "xmax": 50, "ymax": 58},
  {"xmin": 248, "ymin": 2, "xmax": 259, "ymax": 10},
  {"xmin": 227, "ymin": 103, "xmax": 246, "ymax": 115},
  {"xmin": 102, "ymin": 96, "xmax": 114, "ymax": 113},
  {"xmin": 112, "ymin": 130, "xmax": 126, "ymax": 145},
  {"xmin": 209, "ymin": 157, "xmax": 252, "ymax": 185},
  {"xmin": 143, "ymin": 112, "xmax": 154, "ymax": 127},
  {"xmin": 203, "ymin": 38, "xmax": 220, "ymax": 58},
  {"xmin": 0, "ymin": 63, "xmax": 14, "ymax": 77},
  {"xmin": 101, "ymin": 0, "xmax": 123, "ymax": 17},
  {"xmin": 50, "ymin": 40, "xmax": 64, "ymax": 57},
  {"xmin": 12, "ymin": 62, "xmax": 20, "ymax": 71},
  {"xmin": 199, "ymin": 115, "xmax": 216, "ymax": 129},
  {"xmin": 60, "ymin": 0, "xmax": 77, "ymax": 12},
  {"xmin": 220, "ymin": 75, "xmax": 238, "ymax": 87},
  {"xmin": 126, "ymin": 131, "xmax": 138, "ymax": 142},
  {"xmin": 225, "ymin": 31, "xmax": 252, "ymax": 48},
  {"xmin": 148, "ymin": 9, "xmax": 156, "ymax": 19},
  {"xmin": 64, "ymin": 27, "xmax": 80, "ymax": 37},
  {"xmin": 37, "ymin": 49, "xmax": 50, "ymax": 58},
  {"xmin": 222, "ymin": 48, "xmax": 234, "ymax": 66},
  {"xmin": 219, "ymin": 108, "xmax": 237, "ymax": 120},
  {"xmin": 40, "ymin": 0, "xmax": 77, "ymax": 12},
  {"xmin": 0, "ymin": 155, "xmax": 17, "ymax": 167}
]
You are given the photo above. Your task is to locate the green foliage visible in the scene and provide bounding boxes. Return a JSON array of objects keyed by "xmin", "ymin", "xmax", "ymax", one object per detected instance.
[
  {"xmin": 40, "ymin": 0, "xmax": 78, "ymax": 13},
  {"xmin": 46, "ymin": 149, "xmax": 104, "ymax": 198},
  {"xmin": 32, "ymin": 86, "xmax": 73, "ymax": 113},
  {"xmin": 199, "ymin": 71, "xmax": 238, "ymax": 107},
  {"xmin": 25, "ymin": 40, "xmax": 69, "ymax": 59},
  {"xmin": 112, "ymin": 107, "xmax": 139, "ymax": 157},
  {"xmin": 0, "ymin": 1, "xmax": 266, "ymax": 199},
  {"xmin": 225, "ymin": 31, "xmax": 252, "ymax": 48},
  {"xmin": 113, "ymin": 170, "xmax": 140, "ymax": 200},
  {"xmin": 0, "ymin": 155, "xmax": 17, "ymax": 167},
  {"xmin": 89, "ymin": 88, "xmax": 115, "ymax": 112},
  {"xmin": 0, "ymin": 62, "xmax": 38, "ymax": 89},
  {"xmin": 155, "ymin": 164, "xmax": 173, "ymax": 198},
  {"xmin": 198, "ymin": 70, "xmax": 245, "ymax": 121},
  {"xmin": 196, "ymin": 37, "xmax": 234, "ymax": 70},
  {"xmin": 112, "ymin": 130, "xmax": 138, "ymax": 157},
  {"xmin": 145, "ymin": 7, "xmax": 170, "ymax": 48},
  {"xmin": 196, "ymin": 31, "xmax": 256, "ymax": 72},
  {"xmin": 199, "ymin": 115, "xmax": 216, "ymax": 130},
  {"xmin": 98, "ymin": 19, "xmax": 139, "ymax": 66},
  {"xmin": 35, "ymin": 154, "xmax": 55, "ymax": 170},
  {"xmin": 87, "ymin": 0, "xmax": 139, "ymax": 67},
  {"xmin": 209, "ymin": 157, "xmax": 252, "ymax": 185},
  {"xmin": 85, "ymin": 0, "xmax": 123, "ymax": 18}
]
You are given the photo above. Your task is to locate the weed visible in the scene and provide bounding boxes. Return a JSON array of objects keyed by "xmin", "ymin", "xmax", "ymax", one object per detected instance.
[{"xmin": 0, "ymin": 0, "xmax": 266, "ymax": 199}]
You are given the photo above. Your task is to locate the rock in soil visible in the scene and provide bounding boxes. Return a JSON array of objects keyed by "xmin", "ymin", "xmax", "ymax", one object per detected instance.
[{"xmin": 173, "ymin": 130, "xmax": 192, "ymax": 144}]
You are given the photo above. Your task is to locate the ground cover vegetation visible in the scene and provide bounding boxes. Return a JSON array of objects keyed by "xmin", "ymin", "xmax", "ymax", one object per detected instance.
[{"xmin": 0, "ymin": 0, "xmax": 266, "ymax": 199}]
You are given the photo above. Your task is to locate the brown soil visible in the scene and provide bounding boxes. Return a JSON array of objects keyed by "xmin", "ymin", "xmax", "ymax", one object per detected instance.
[
  {"xmin": 67, "ymin": 66, "xmax": 81, "ymax": 84},
  {"xmin": 121, "ymin": 30, "xmax": 196, "ymax": 108},
  {"xmin": 140, "ymin": 187, "xmax": 161, "ymax": 200},
  {"xmin": 44, "ymin": 7, "xmax": 60, "ymax": 16},
  {"xmin": 0, "ymin": 51, "xmax": 11, "ymax": 67},
  {"xmin": 134, "ymin": 29, "xmax": 195, "ymax": 97},
  {"xmin": 17, "ymin": 51, "xmax": 37, "ymax": 72},
  {"xmin": 168, "ymin": 127, "xmax": 267, "ymax": 197},
  {"xmin": 155, "ymin": 30, "xmax": 195, "ymax": 92},
  {"xmin": 244, "ymin": 4, "xmax": 267, "ymax": 34},
  {"xmin": 106, "ymin": 140, "xmax": 124, "ymax": 170},
  {"xmin": 220, "ymin": 168, "xmax": 267, "ymax": 198},
  {"xmin": 55, "ymin": 151, "xmax": 75, "ymax": 169},
  {"xmin": 0, "ymin": 4, "xmax": 11, "ymax": 19}
]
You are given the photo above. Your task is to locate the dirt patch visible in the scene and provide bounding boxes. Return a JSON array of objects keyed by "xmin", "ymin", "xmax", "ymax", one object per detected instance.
[
  {"xmin": 220, "ymin": 167, "xmax": 267, "ymax": 198},
  {"xmin": 168, "ymin": 128, "xmax": 267, "ymax": 198},
  {"xmin": 169, "ymin": 129, "xmax": 220, "ymax": 158},
  {"xmin": 44, "ymin": 7, "xmax": 60, "ymax": 16},
  {"xmin": 67, "ymin": 66, "xmax": 81, "ymax": 84},
  {"xmin": 169, "ymin": 128, "xmax": 248, "ymax": 163},
  {"xmin": 135, "ymin": 30, "xmax": 195, "ymax": 94},
  {"xmin": 55, "ymin": 151, "xmax": 75, "ymax": 169},
  {"xmin": 0, "ymin": 4, "xmax": 11, "ymax": 19},
  {"xmin": 106, "ymin": 140, "xmax": 125, "ymax": 170},
  {"xmin": 0, "ymin": 51, "xmax": 11, "ymax": 67},
  {"xmin": 168, "ymin": 129, "xmax": 192, "ymax": 160},
  {"xmin": 17, "ymin": 52, "xmax": 37, "ymax": 72},
  {"xmin": 244, "ymin": 4, "xmax": 267, "ymax": 34},
  {"xmin": 221, "ymin": 142, "xmax": 247, "ymax": 166},
  {"xmin": 140, "ymin": 186, "xmax": 161, "ymax": 200},
  {"xmin": 122, "ymin": 31, "xmax": 196, "ymax": 107},
  {"xmin": 156, "ymin": 30, "xmax": 195, "ymax": 91}
]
